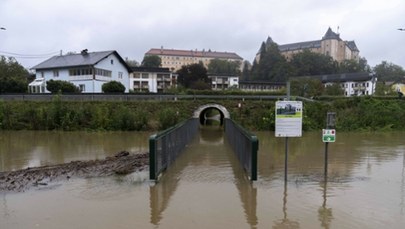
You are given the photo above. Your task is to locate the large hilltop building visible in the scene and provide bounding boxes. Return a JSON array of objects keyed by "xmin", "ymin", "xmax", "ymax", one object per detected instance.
[
  {"xmin": 145, "ymin": 47, "xmax": 243, "ymax": 71},
  {"xmin": 258, "ymin": 28, "xmax": 360, "ymax": 63}
]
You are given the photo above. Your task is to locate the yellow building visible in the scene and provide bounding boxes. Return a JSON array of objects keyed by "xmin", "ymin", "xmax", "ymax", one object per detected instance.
[
  {"xmin": 257, "ymin": 28, "xmax": 360, "ymax": 63},
  {"xmin": 145, "ymin": 47, "xmax": 243, "ymax": 71}
]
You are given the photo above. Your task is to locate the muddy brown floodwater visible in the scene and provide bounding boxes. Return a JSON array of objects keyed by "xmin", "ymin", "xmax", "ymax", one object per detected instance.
[
  {"xmin": 0, "ymin": 151, "xmax": 148, "ymax": 192},
  {"xmin": 1, "ymin": 129, "xmax": 405, "ymax": 229}
]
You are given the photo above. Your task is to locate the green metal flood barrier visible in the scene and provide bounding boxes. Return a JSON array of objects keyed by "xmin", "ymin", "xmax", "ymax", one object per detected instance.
[
  {"xmin": 224, "ymin": 119, "xmax": 258, "ymax": 181},
  {"xmin": 149, "ymin": 118, "xmax": 199, "ymax": 181}
]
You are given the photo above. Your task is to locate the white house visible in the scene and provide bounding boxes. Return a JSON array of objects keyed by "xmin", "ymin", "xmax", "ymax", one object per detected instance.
[
  {"xmin": 208, "ymin": 74, "xmax": 239, "ymax": 90},
  {"xmin": 314, "ymin": 73, "xmax": 377, "ymax": 96},
  {"xmin": 129, "ymin": 67, "xmax": 177, "ymax": 93},
  {"xmin": 30, "ymin": 50, "xmax": 131, "ymax": 93}
]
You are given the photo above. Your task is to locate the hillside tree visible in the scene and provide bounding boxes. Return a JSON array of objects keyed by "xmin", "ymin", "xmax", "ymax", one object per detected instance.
[
  {"xmin": 141, "ymin": 55, "xmax": 162, "ymax": 68},
  {"xmin": 176, "ymin": 63, "xmax": 210, "ymax": 90}
]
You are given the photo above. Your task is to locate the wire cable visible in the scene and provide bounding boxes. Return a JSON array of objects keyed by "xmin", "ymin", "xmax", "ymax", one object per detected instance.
[{"xmin": 0, "ymin": 50, "xmax": 59, "ymax": 58}]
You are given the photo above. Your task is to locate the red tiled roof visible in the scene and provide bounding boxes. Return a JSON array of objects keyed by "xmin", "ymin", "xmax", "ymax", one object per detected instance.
[{"xmin": 145, "ymin": 48, "xmax": 243, "ymax": 60}]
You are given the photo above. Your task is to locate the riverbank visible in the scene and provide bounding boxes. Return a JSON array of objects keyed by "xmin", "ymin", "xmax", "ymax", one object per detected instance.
[
  {"xmin": 0, "ymin": 97, "xmax": 404, "ymax": 131},
  {"xmin": 0, "ymin": 151, "xmax": 148, "ymax": 193}
]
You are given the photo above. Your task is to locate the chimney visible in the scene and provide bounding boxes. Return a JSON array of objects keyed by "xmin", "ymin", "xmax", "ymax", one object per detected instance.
[{"xmin": 81, "ymin": 49, "xmax": 88, "ymax": 55}]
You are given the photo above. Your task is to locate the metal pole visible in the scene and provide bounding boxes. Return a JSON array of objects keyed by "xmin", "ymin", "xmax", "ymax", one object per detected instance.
[
  {"xmin": 284, "ymin": 82, "xmax": 290, "ymax": 183},
  {"xmin": 285, "ymin": 137, "xmax": 288, "ymax": 182},
  {"xmin": 324, "ymin": 142, "xmax": 329, "ymax": 178}
]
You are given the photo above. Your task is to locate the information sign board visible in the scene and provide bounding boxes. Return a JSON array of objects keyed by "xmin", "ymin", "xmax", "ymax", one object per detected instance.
[{"xmin": 275, "ymin": 101, "xmax": 303, "ymax": 137}]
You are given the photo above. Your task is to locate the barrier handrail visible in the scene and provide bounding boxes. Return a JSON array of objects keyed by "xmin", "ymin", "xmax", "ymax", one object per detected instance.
[
  {"xmin": 224, "ymin": 118, "xmax": 258, "ymax": 181},
  {"xmin": 149, "ymin": 118, "xmax": 199, "ymax": 181}
]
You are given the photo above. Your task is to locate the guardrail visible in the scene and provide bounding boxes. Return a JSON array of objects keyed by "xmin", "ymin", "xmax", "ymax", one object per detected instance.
[
  {"xmin": 224, "ymin": 119, "xmax": 258, "ymax": 181},
  {"xmin": 149, "ymin": 118, "xmax": 199, "ymax": 181},
  {"xmin": 0, "ymin": 93, "xmax": 314, "ymax": 102}
]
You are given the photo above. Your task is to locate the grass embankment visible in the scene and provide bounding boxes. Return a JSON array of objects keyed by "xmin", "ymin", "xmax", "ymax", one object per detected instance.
[{"xmin": 0, "ymin": 97, "xmax": 404, "ymax": 131}]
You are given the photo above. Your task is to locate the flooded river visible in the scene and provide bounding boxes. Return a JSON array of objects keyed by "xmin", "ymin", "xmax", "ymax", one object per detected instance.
[{"xmin": 1, "ymin": 129, "xmax": 404, "ymax": 228}]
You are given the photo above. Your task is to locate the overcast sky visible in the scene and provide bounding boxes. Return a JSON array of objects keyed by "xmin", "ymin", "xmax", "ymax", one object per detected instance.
[{"xmin": 1, "ymin": 0, "xmax": 404, "ymax": 70}]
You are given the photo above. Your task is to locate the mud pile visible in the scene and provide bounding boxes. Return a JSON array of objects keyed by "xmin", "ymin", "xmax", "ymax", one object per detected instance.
[{"xmin": 0, "ymin": 151, "xmax": 149, "ymax": 192}]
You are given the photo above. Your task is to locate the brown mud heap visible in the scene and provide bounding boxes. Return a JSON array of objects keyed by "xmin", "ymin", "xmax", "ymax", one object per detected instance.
[{"xmin": 0, "ymin": 151, "xmax": 149, "ymax": 193}]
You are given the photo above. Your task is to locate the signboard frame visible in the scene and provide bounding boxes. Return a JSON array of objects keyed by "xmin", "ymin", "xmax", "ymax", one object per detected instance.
[{"xmin": 275, "ymin": 101, "xmax": 303, "ymax": 137}]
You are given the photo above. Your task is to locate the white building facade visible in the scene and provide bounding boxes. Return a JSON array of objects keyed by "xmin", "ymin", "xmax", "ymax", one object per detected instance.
[
  {"xmin": 129, "ymin": 67, "xmax": 177, "ymax": 93},
  {"xmin": 314, "ymin": 73, "xmax": 377, "ymax": 96},
  {"xmin": 30, "ymin": 50, "xmax": 130, "ymax": 93},
  {"xmin": 208, "ymin": 74, "xmax": 239, "ymax": 90}
]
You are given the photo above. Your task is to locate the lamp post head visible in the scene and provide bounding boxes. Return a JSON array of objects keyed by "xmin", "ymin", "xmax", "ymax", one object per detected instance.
[
  {"xmin": 0, "ymin": 27, "xmax": 6, "ymax": 30},
  {"xmin": 398, "ymin": 28, "xmax": 405, "ymax": 31}
]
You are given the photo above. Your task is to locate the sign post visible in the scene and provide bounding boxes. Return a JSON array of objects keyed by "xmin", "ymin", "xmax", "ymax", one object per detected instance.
[
  {"xmin": 323, "ymin": 112, "xmax": 336, "ymax": 178},
  {"xmin": 275, "ymin": 100, "xmax": 303, "ymax": 182}
]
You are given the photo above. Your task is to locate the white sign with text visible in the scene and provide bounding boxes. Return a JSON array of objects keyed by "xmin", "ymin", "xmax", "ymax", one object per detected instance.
[{"xmin": 275, "ymin": 101, "xmax": 303, "ymax": 137}]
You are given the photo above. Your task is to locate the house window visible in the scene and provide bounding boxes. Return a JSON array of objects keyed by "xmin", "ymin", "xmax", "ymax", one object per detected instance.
[
  {"xmin": 79, "ymin": 84, "xmax": 85, "ymax": 92},
  {"xmin": 69, "ymin": 68, "xmax": 93, "ymax": 76},
  {"xmin": 94, "ymin": 68, "xmax": 112, "ymax": 77},
  {"xmin": 53, "ymin": 70, "xmax": 59, "ymax": 77},
  {"xmin": 141, "ymin": 73, "xmax": 149, "ymax": 79},
  {"xmin": 111, "ymin": 59, "xmax": 114, "ymax": 65},
  {"xmin": 118, "ymin": 72, "xmax": 123, "ymax": 79},
  {"xmin": 41, "ymin": 72, "xmax": 44, "ymax": 78}
]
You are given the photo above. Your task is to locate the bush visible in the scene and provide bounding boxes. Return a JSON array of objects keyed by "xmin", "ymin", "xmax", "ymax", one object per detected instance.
[
  {"xmin": 46, "ymin": 79, "xmax": 79, "ymax": 93},
  {"xmin": 0, "ymin": 77, "xmax": 28, "ymax": 93},
  {"xmin": 158, "ymin": 108, "xmax": 179, "ymax": 130},
  {"xmin": 102, "ymin": 81, "xmax": 125, "ymax": 93}
]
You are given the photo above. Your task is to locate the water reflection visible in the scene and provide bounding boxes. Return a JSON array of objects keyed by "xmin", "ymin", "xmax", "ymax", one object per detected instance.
[
  {"xmin": 273, "ymin": 184, "xmax": 300, "ymax": 229},
  {"xmin": 149, "ymin": 127, "xmax": 258, "ymax": 228},
  {"xmin": 149, "ymin": 165, "xmax": 181, "ymax": 226},
  {"xmin": 401, "ymin": 151, "xmax": 405, "ymax": 215},
  {"xmin": 318, "ymin": 181, "xmax": 333, "ymax": 229}
]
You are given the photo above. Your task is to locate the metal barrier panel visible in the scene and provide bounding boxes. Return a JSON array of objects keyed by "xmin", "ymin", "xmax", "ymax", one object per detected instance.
[
  {"xmin": 149, "ymin": 118, "xmax": 199, "ymax": 181},
  {"xmin": 224, "ymin": 119, "xmax": 258, "ymax": 181}
]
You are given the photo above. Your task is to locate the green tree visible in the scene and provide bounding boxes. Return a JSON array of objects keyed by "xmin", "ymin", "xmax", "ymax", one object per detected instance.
[
  {"xmin": 207, "ymin": 58, "xmax": 241, "ymax": 75},
  {"xmin": 176, "ymin": 63, "xmax": 210, "ymax": 89},
  {"xmin": 338, "ymin": 58, "xmax": 371, "ymax": 73},
  {"xmin": 324, "ymin": 83, "xmax": 344, "ymax": 96},
  {"xmin": 290, "ymin": 77, "xmax": 324, "ymax": 97},
  {"xmin": 241, "ymin": 60, "xmax": 251, "ymax": 81},
  {"xmin": 46, "ymin": 80, "xmax": 79, "ymax": 93},
  {"xmin": 374, "ymin": 81, "xmax": 396, "ymax": 96},
  {"xmin": 102, "ymin": 81, "xmax": 126, "ymax": 93},
  {"xmin": 290, "ymin": 49, "xmax": 338, "ymax": 76},
  {"xmin": 251, "ymin": 40, "xmax": 288, "ymax": 82},
  {"xmin": 141, "ymin": 55, "xmax": 162, "ymax": 68},
  {"xmin": 373, "ymin": 61, "xmax": 405, "ymax": 82},
  {"xmin": 125, "ymin": 58, "xmax": 139, "ymax": 67},
  {"xmin": 0, "ymin": 56, "xmax": 29, "ymax": 93}
]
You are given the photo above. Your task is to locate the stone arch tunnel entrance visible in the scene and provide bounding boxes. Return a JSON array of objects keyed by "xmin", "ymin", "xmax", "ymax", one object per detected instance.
[{"xmin": 193, "ymin": 104, "xmax": 230, "ymax": 126}]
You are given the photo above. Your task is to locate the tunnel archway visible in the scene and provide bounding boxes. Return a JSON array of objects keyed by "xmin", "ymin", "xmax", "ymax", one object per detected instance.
[{"xmin": 193, "ymin": 104, "xmax": 230, "ymax": 126}]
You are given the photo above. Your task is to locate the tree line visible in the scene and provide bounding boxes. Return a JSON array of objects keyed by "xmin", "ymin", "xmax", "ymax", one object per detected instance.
[
  {"xmin": 245, "ymin": 40, "xmax": 404, "ymax": 83},
  {"xmin": 1, "ymin": 45, "xmax": 404, "ymax": 94}
]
